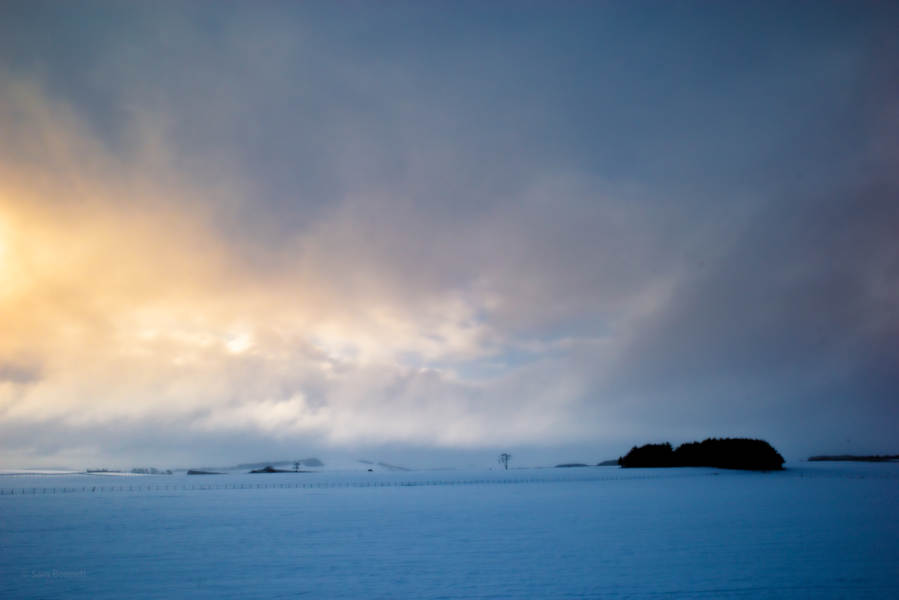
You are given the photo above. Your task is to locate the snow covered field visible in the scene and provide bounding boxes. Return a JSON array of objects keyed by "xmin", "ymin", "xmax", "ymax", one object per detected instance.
[{"xmin": 1, "ymin": 462, "xmax": 897, "ymax": 599}]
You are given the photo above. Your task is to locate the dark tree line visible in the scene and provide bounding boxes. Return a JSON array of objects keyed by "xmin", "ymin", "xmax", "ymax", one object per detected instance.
[
  {"xmin": 808, "ymin": 454, "xmax": 899, "ymax": 462},
  {"xmin": 618, "ymin": 438, "xmax": 784, "ymax": 470}
]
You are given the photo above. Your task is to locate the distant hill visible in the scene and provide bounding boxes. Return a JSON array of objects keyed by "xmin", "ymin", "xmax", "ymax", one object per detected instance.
[
  {"xmin": 184, "ymin": 458, "xmax": 324, "ymax": 472},
  {"xmin": 249, "ymin": 466, "xmax": 310, "ymax": 473},
  {"xmin": 131, "ymin": 467, "xmax": 172, "ymax": 475},
  {"xmin": 376, "ymin": 461, "xmax": 411, "ymax": 472},
  {"xmin": 808, "ymin": 454, "xmax": 899, "ymax": 462},
  {"xmin": 234, "ymin": 458, "xmax": 323, "ymax": 470},
  {"xmin": 358, "ymin": 460, "xmax": 412, "ymax": 472},
  {"xmin": 619, "ymin": 438, "xmax": 784, "ymax": 470}
]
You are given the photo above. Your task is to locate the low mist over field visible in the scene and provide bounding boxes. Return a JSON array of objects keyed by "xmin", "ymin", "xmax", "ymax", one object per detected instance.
[{"xmin": 1, "ymin": 1, "xmax": 897, "ymax": 469}]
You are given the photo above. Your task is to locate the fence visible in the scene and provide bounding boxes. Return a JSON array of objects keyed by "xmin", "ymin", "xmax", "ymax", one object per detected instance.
[
  {"xmin": 4, "ymin": 466, "xmax": 861, "ymax": 497},
  {"xmin": 0, "ymin": 474, "xmax": 653, "ymax": 496}
]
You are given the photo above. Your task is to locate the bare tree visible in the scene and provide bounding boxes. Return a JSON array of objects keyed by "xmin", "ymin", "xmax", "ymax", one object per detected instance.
[
  {"xmin": 293, "ymin": 460, "xmax": 301, "ymax": 472},
  {"xmin": 498, "ymin": 453, "xmax": 511, "ymax": 470}
]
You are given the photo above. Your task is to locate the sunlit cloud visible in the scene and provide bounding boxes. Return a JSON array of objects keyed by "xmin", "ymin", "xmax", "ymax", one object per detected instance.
[
  {"xmin": 0, "ymin": 76, "xmax": 558, "ymax": 461},
  {"xmin": 0, "ymin": 2, "xmax": 896, "ymax": 468}
]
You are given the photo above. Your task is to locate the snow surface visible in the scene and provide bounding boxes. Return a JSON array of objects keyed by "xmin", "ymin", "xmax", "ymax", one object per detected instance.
[{"xmin": 1, "ymin": 462, "xmax": 897, "ymax": 599}]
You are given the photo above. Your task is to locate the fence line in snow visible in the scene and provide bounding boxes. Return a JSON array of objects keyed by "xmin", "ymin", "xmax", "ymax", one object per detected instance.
[
  {"xmin": 0, "ymin": 474, "xmax": 653, "ymax": 496},
  {"xmin": 3, "ymin": 467, "xmax": 882, "ymax": 496}
]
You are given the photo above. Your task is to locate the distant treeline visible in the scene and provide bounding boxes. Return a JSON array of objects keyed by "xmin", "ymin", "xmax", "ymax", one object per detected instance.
[
  {"xmin": 808, "ymin": 454, "xmax": 899, "ymax": 462},
  {"xmin": 619, "ymin": 438, "xmax": 784, "ymax": 470}
]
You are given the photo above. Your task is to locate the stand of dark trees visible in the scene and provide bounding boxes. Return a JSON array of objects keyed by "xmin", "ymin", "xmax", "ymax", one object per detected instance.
[
  {"xmin": 250, "ymin": 465, "xmax": 311, "ymax": 473},
  {"xmin": 618, "ymin": 438, "xmax": 784, "ymax": 470},
  {"xmin": 808, "ymin": 454, "xmax": 899, "ymax": 462}
]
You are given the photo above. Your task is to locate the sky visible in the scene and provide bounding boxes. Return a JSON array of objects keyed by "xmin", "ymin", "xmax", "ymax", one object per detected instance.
[{"xmin": 0, "ymin": 1, "xmax": 897, "ymax": 469}]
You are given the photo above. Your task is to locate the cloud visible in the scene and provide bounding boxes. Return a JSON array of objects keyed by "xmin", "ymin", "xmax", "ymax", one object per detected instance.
[
  {"xmin": 0, "ymin": 361, "xmax": 40, "ymax": 385},
  {"xmin": 1, "ymin": 75, "xmax": 606, "ymax": 465},
  {"xmin": 1, "ymin": 2, "xmax": 897, "ymax": 467}
]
